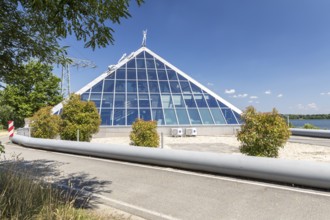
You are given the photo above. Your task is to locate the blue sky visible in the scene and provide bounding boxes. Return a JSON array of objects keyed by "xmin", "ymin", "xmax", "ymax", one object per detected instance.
[{"xmin": 58, "ymin": 0, "xmax": 330, "ymax": 114}]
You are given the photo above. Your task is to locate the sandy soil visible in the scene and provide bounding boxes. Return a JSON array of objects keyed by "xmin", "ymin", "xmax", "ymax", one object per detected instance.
[{"xmin": 91, "ymin": 135, "xmax": 330, "ymax": 163}]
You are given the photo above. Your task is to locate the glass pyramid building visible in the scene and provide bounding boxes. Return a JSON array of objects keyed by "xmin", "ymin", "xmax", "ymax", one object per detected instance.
[{"xmin": 53, "ymin": 46, "xmax": 242, "ymax": 126}]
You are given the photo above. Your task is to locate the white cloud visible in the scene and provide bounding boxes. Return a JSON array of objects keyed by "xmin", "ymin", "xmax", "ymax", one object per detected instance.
[
  {"xmin": 321, "ymin": 92, "xmax": 325, "ymax": 95},
  {"xmin": 232, "ymin": 93, "xmax": 248, "ymax": 98},
  {"xmin": 265, "ymin": 90, "xmax": 272, "ymax": 95},
  {"xmin": 297, "ymin": 103, "xmax": 318, "ymax": 111},
  {"xmin": 248, "ymin": 100, "xmax": 253, "ymax": 103},
  {"xmin": 250, "ymin": 96, "xmax": 258, "ymax": 99},
  {"xmin": 277, "ymin": 94, "xmax": 283, "ymax": 98},
  {"xmin": 320, "ymin": 92, "xmax": 330, "ymax": 95},
  {"xmin": 225, "ymin": 89, "xmax": 235, "ymax": 94},
  {"xmin": 307, "ymin": 103, "xmax": 318, "ymax": 110},
  {"xmin": 207, "ymin": 82, "xmax": 214, "ymax": 86}
]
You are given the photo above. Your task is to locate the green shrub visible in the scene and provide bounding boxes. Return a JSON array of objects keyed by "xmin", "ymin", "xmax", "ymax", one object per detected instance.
[
  {"xmin": 60, "ymin": 94, "xmax": 101, "ymax": 142},
  {"xmin": 130, "ymin": 119, "xmax": 159, "ymax": 147},
  {"xmin": 237, "ymin": 106, "xmax": 290, "ymax": 158},
  {"xmin": 30, "ymin": 106, "xmax": 61, "ymax": 139},
  {"xmin": 303, "ymin": 123, "xmax": 319, "ymax": 129}
]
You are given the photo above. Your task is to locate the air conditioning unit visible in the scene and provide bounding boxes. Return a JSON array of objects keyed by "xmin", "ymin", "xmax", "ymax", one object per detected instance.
[
  {"xmin": 186, "ymin": 128, "xmax": 197, "ymax": 137},
  {"xmin": 171, "ymin": 128, "xmax": 183, "ymax": 137}
]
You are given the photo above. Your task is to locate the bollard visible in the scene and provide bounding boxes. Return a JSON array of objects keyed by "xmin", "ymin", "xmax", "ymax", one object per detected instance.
[
  {"xmin": 8, "ymin": 121, "xmax": 14, "ymax": 140},
  {"xmin": 77, "ymin": 129, "xmax": 80, "ymax": 142},
  {"xmin": 161, "ymin": 132, "xmax": 164, "ymax": 149}
]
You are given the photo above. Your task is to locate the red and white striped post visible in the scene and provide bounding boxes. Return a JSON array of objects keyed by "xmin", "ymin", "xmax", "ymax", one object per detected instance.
[{"xmin": 8, "ymin": 120, "xmax": 14, "ymax": 139}]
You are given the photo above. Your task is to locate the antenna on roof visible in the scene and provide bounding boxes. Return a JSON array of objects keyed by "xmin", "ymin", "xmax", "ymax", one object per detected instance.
[{"xmin": 141, "ymin": 30, "xmax": 147, "ymax": 47}]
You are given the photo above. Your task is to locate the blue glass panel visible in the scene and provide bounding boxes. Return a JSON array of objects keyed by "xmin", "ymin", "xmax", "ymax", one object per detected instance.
[
  {"xmin": 103, "ymin": 80, "xmax": 115, "ymax": 92},
  {"xmin": 222, "ymin": 108, "xmax": 238, "ymax": 124},
  {"xmin": 157, "ymin": 70, "xmax": 168, "ymax": 80},
  {"xmin": 136, "ymin": 51, "xmax": 145, "ymax": 59},
  {"xmin": 114, "ymin": 94, "xmax": 125, "ymax": 107},
  {"xmin": 139, "ymin": 94, "xmax": 150, "ymax": 107},
  {"xmin": 137, "ymin": 69, "xmax": 147, "ymax": 79},
  {"xmin": 161, "ymin": 94, "xmax": 173, "ymax": 108},
  {"xmin": 155, "ymin": 59, "xmax": 165, "ymax": 69},
  {"xmin": 140, "ymin": 109, "xmax": 151, "ymax": 121},
  {"xmin": 204, "ymin": 93, "xmax": 219, "ymax": 107},
  {"xmin": 148, "ymin": 81, "xmax": 160, "ymax": 93},
  {"xmin": 81, "ymin": 93, "xmax": 89, "ymax": 101},
  {"xmin": 90, "ymin": 93, "xmax": 102, "ymax": 108},
  {"xmin": 115, "ymin": 80, "xmax": 125, "ymax": 92},
  {"xmin": 169, "ymin": 81, "xmax": 181, "ymax": 93},
  {"xmin": 150, "ymin": 94, "xmax": 162, "ymax": 107},
  {"xmin": 113, "ymin": 109, "xmax": 125, "ymax": 125},
  {"xmin": 194, "ymin": 94, "xmax": 208, "ymax": 107},
  {"xmin": 179, "ymin": 81, "xmax": 191, "ymax": 93},
  {"xmin": 167, "ymin": 69, "xmax": 178, "ymax": 80},
  {"xmin": 127, "ymin": 81, "xmax": 137, "ymax": 93},
  {"xmin": 210, "ymin": 108, "xmax": 226, "ymax": 124},
  {"xmin": 101, "ymin": 109, "xmax": 112, "ymax": 125},
  {"xmin": 152, "ymin": 109, "xmax": 165, "ymax": 125},
  {"xmin": 145, "ymin": 51, "xmax": 153, "ymax": 59},
  {"xmin": 102, "ymin": 94, "xmax": 113, "ymax": 108},
  {"xmin": 188, "ymin": 109, "xmax": 202, "ymax": 124},
  {"xmin": 190, "ymin": 82, "xmax": 202, "ymax": 93},
  {"xmin": 199, "ymin": 109, "xmax": 214, "ymax": 124},
  {"xmin": 127, "ymin": 94, "xmax": 138, "ymax": 107},
  {"xmin": 127, "ymin": 109, "xmax": 139, "ymax": 125},
  {"xmin": 127, "ymin": 59, "xmax": 135, "ymax": 68},
  {"xmin": 127, "ymin": 69, "xmax": 136, "ymax": 80},
  {"xmin": 147, "ymin": 69, "xmax": 157, "ymax": 80},
  {"xmin": 159, "ymin": 81, "xmax": 170, "ymax": 93},
  {"xmin": 164, "ymin": 109, "xmax": 178, "ymax": 125},
  {"xmin": 172, "ymin": 94, "xmax": 185, "ymax": 107},
  {"xmin": 217, "ymin": 100, "xmax": 228, "ymax": 108},
  {"xmin": 138, "ymin": 81, "xmax": 149, "ymax": 93},
  {"xmin": 91, "ymin": 81, "xmax": 103, "ymax": 92},
  {"xmin": 146, "ymin": 59, "xmax": 155, "ymax": 68},
  {"xmin": 136, "ymin": 59, "xmax": 145, "ymax": 68},
  {"xmin": 116, "ymin": 69, "xmax": 125, "ymax": 79},
  {"xmin": 234, "ymin": 111, "xmax": 242, "ymax": 124},
  {"xmin": 183, "ymin": 95, "xmax": 196, "ymax": 107},
  {"xmin": 176, "ymin": 109, "xmax": 190, "ymax": 125},
  {"xmin": 177, "ymin": 73, "xmax": 187, "ymax": 81},
  {"xmin": 106, "ymin": 73, "xmax": 115, "ymax": 79}
]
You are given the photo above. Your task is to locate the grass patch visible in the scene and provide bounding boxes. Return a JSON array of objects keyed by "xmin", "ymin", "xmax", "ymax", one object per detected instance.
[{"xmin": 0, "ymin": 156, "xmax": 126, "ymax": 220}]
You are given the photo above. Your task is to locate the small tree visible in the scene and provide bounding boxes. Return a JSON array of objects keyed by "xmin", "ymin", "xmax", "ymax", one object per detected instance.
[
  {"xmin": 60, "ymin": 94, "xmax": 101, "ymax": 142},
  {"xmin": 237, "ymin": 106, "xmax": 290, "ymax": 158},
  {"xmin": 130, "ymin": 119, "xmax": 159, "ymax": 147},
  {"xmin": 30, "ymin": 106, "xmax": 61, "ymax": 139}
]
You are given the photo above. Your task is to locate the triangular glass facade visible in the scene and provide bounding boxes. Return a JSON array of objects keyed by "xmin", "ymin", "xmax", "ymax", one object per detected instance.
[{"xmin": 78, "ymin": 47, "xmax": 241, "ymax": 126}]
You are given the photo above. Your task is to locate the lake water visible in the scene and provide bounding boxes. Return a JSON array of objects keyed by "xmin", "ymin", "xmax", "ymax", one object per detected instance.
[{"xmin": 289, "ymin": 119, "xmax": 330, "ymax": 130}]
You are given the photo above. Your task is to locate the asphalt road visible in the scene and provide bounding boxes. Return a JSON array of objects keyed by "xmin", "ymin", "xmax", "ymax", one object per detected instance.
[
  {"xmin": 289, "ymin": 135, "xmax": 330, "ymax": 147},
  {"xmin": 2, "ymin": 138, "xmax": 330, "ymax": 220}
]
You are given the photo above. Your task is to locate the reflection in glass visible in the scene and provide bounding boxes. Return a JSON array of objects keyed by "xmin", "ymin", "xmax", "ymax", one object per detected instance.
[
  {"xmin": 138, "ymin": 81, "xmax": 149, "ymax": 93},
  {"xmin": 114, "ymin": 94, "xmax": 125, "ymax": 107},
  {"xmin": 127, "ymin": 59, "xmax": 135, "ymax": 68},
  {"xmin": 179, "ymin": 81, "xmax": 191, "ymax": 93},
  {"xmin": 157, "ymin": 70, "xmax": 168, "ymax": 80},
  {"xmin": 199, "ymin": 109, "xmax": 214, "ymax": 124},
  {"xmin": 159, "ymin": 81, "xmax": 170, "ymax": 93},
  {"xmin": 127, "ymin": 81, "xmax": 137, "ymax": 93},
  {"xmin": 127, "ymin": 94, "xmax": 138, "ymax": 108},
  {"xmin": 176, "ymin": 109, "xmax": 190, "ymax": 125},
  {"xmin": 164, "ymin": 109, "xmax": 178, "ymax": 125},
  {"xmin": 139, "ymin": 94, "xmax": 150, "ymax": 107},
  {"xmin": 210, "ymin": 108, "xmax": 226, "ymax": 124},
  {"xmin": 150, "ymin": 94, "xmax": 162, "ymax": 108},
  {"xmin": 113, "ymin": 109, "xmax": 125, "ymax": 125},
  {"xmin": 103, "ymin": 80, "xmax": 115, "ymax": 92},
  {"xmin": 222, "ymin": 108, "xmax": 237, "ymax": 124},
  {"xmin": 101, "ymin": 109, "xmax": 112, "ymax": 125},
  {"xmin": 147, "ymin": 69, "xmax": 157, "ymax": 80},
  {"xmin": 167, "ymin": 69, "xmax": 178, "ymax": 80},
  {"xmin": 102, "ymin": 94, "xmax": 113, "ymax": 108},
  {"xmin": 148, "ymin": 81, "xmax": 159, "ymax": 93},
  {"xmin": 152, "ymin": 109, "xmax": 165, "ymax": 125},
  {"xmin": 116, "ymin": 69, "xmax": 125, "ymax": 79},
  {"xmin": 188, "ymin": 109, "xmax": 201, "ymax": 124},
  {"xmin": 115, "ymin": 80, "xmax": 125, "ymax": 92},
  {"xmin": 136, "ymin": 59, "xmax": 145, "ymax": 68},
  {"xmin": 140, "ymin": 109, "xmax": 151, "ymax": 121},
  {"xmin": 127, "ymin": 69, "xmax": 136, "ymax": 80},
  {"xmin": 169, "ymin": 81, "xmax": 181, "ymax": 93},
  {"xmin": 127, "ymin": 109, "xmax": 139, "ymax": 125},
  {"xmin": 91, "ymin": 81, "xmax": 103, "ymax": 92},
  {"xmin": 161, "ymin": 95, "xmax": 172, "ymax": 108}
]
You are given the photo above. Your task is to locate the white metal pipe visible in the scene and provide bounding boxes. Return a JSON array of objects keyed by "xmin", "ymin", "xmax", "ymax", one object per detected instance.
[
  {"xmin": 12, "ymin": 135, "xmax": 330, "ymax": 189},
  {"xmin": 291, "ymin": 128, "xmax": 330, "ymax": 138}
]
